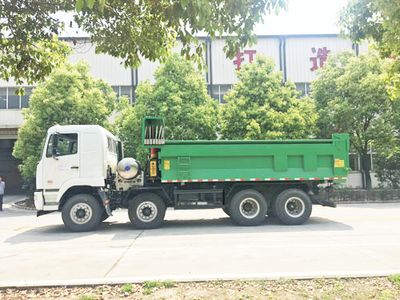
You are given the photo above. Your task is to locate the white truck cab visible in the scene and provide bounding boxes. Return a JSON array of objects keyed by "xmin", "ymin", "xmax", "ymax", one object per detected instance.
[{"xmin": 34, "ymin": 125, "xmax": 125, "ymax": 229}]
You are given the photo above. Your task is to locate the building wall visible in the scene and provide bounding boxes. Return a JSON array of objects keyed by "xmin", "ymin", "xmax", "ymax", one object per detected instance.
[
  {"xmin": 284, "ymin": 36, "xmax": 354, "ymax": 82},
  {"xmin": 210, "ymin": 37, "xmax": 281, "ymax": 85},
  {"xmin": 68, "ymin": 39, "xmax": 132, "ymax": 86}
]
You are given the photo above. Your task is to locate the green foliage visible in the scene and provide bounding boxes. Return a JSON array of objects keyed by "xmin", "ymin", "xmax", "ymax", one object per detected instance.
[
  {"xmin": 142, "ymin": 280, "xmax": 175, "ymax": 295},
  {"xmin": 78, "ymin": 295, "xmax": 96, "ymax": 300},
  {"xmin": 75, "ymin": 0, "xmax": 286, "ymax": 65},
  {"xmin": 389, "ymin": 274, "xmax": 400, "ymax": 286},
  {"xmin": 115, "ymin": 54, "xmax": 218, "ymax": 164},
  {"xmin": 374, "ymin": 150, "xmax": 400, "ymax": 189},
  {"xmin": 0, "ymin": 1, "xmax": 73, "ymax": 85},
  {"xmin": 120, "ymin": 283, "xmax": 133, "ymax": 294},
  {"xmin": 13, "ymin": 63, "xmax": 116, "ymax": 194},
  {"xmin": 373, "ymin": 98, "xmax": 400, "ymax": 188},
  {"xmin": 311, "ymin": 51, "xmax": 394, "ymax": 189},
  {"xmin": 340, "ymin": 0, "xmax": 400, "ymax": 99},
  {"xmin": 220, "ymin": 56, "xmax": 317, "ymax": 140},
  {"xmin": 1, "ymin": 0, "xmax": 287, "ymax": 84}
]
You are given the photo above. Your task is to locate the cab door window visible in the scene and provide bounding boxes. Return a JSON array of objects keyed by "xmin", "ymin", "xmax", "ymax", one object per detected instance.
[{"xmin": 46, "ymin": 134, "xmax": 78, "ymax": 157}]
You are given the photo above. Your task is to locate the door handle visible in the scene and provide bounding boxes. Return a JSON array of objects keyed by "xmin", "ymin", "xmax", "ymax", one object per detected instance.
[{"xmin": 70, "ymin": 166, "xmax": 79, "ymax": 169}]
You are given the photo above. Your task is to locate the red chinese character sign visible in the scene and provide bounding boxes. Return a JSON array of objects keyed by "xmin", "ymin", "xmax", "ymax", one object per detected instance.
[
  {"xmin": 233, "ymin": 49, "xmax": 257, "ymax": 70},
  {"xmin": 310, "ymin": 47, "xmax": 330, "ymax": 71}
]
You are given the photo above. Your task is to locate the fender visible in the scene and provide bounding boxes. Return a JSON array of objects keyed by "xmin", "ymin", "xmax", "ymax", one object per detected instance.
[{"xmin": 56, "ymin": 177, "xmax": 105, "ymax": 203}]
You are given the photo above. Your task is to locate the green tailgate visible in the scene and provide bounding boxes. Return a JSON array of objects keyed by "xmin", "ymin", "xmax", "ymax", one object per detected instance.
[{"xmin": 142, "ymin": 117, "xmax": 350, "ymax": 183}]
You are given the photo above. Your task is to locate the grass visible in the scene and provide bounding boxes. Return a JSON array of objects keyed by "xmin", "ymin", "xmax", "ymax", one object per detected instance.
[
  {"xmin": 79, "ymin": 295, "xmax": 96, "ymax": 300},
  {"xmin": 143, "ymin": 280, "xmax": 176, "ymax": 295},
  {"xmin": 389, "ymin": 274, "xmax": 400, "ymax": 285},
  {"xmin": 121, "ymin": 283, "xmax": 133, "ymax": 294}
]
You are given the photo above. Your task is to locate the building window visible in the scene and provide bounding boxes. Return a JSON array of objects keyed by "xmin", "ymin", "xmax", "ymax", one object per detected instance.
[
  {"xmin": 210, "ymin": 84, "xmax": 232, "ymax": 104},
  {"xmin": 0, "ymin": 87, "xmax": 33, "ymax": 109},
  {"xmin": 295, "ymin": 82, "xmax": 311, "ymax": 97},
  {"xmin": 8, "ymin": 88, "xmax": 20, "ymax": 109},
  {"xmin": 112, "ymin": 85, "xmax": 133, "ymax": 103},
  {"xmin": 0, "ymin": 88, "xmax": 6, "ymax": 109}
]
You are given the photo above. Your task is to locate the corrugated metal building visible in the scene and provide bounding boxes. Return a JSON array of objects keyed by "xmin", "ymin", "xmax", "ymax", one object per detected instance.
[{"xmin": 0, "ymin": 34, "xmax": 373, "ymax": 192}]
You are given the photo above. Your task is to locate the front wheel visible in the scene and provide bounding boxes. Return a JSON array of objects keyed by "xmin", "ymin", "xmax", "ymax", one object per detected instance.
[
  {"xmin": 61, "ymin": 194, "xmax": 103, "ymax": 232},
  {"xmin": 128, "ymin": 193, "xmax": 166, "ymax": 229},
  {"xmin": 273, "ymin": 189, "xmax": 312, "ymax": 225},
  {"xmin": 229, "ymin": 189, "xmax": 267, "ymax": 226}
]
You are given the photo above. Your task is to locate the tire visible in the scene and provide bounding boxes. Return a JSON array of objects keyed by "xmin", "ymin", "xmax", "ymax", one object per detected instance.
[
  {"xmin": 229, "ymin": 189, "xmax": 267, "ymax": 226},
  {"xmin": 222, "ymin": 206, "xmax": 231, "ymax": 217},
  {"xmin": 128, "ymin": 193, "xmax": 166, "ymax": 229},
  {"xmin": 273, "ymin": 189, "xmax": 312, "ymax": 225},
  {"xmin": 267, "ymin": 208, "xmax": 276, "ymax": 218},
  {"xmin": 61, "ymin": 194, "xmax": 103, "ymax": 232}
]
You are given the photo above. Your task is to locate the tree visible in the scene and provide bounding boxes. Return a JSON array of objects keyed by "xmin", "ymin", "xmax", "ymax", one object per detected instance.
[
  {"xmin": 115, "ymin": 53, "xmax": 218, "ymax": 163},
  {"xmin": 340, "ymin": 0, "xmax": 400, "ymax": 99},
  {"xmin": 220, "ymin": 56, "xmax": 317, "ymax": 140},
  {"xmin": 374, "ymin": 150, "xmax": 400, "ymax": 189},
  {"xmin": 0, "ymin": 0, "xmax": 287, "ymax": 85},
  {"xmin": 311, "ymin": 52, "xmax": 393, "ymax": 189},
  {"xmin": 13, "ymin": 63, "xmax": 116, "ymax": 194},
  {"xmin": 0, "ymin": 0, "xmax": 72, "ymax": 85}
]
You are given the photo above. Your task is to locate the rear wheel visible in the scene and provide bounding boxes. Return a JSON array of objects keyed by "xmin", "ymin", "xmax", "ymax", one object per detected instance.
[
  {"xmin": 128, "ymin": 193, "xmax": 166, "ymax": 229},
  {"xmin": 273, "ymin": 189, "xmax": 312, "ymax": 225},
  {"xmin": 229, "ymin": 189, "xmax": 267, "ymax": 226},
  {"xmin": 61, "ymin": 194, "xmax": 102, "ymax": 232}
]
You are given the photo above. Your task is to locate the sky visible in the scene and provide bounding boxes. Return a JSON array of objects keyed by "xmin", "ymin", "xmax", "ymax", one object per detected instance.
[
  {"xmin": 59, "ymin": 0, "xmax": 351, "ymax": 37},
  {"xmin": 255, "ymin": 0, "xmax": 351, "ymax": 35}
]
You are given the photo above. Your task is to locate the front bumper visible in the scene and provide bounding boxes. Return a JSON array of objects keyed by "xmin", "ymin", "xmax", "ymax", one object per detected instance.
[
  {"xmin": 34, "ymin": 191, "xmax": 44, "ymax": 210},
  {"xmin": 34, "ymin": 191, "xmax": 59, "ymax": 215}
]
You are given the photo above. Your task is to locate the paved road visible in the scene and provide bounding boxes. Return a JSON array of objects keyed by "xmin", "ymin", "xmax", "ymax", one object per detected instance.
[
  {"xmin": 0, "ymin": 202, "xmax": 400, "ymax": 287},
  {"xmin": 2, "ymin": 194, "xmax": 25, "ymax": 205}
]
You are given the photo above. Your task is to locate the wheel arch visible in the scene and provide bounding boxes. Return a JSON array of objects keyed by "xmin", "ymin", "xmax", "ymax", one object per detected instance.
[
  {"xmin": 124, "ymin": 187, "xmax": 172, "ymax": 208},
  {"xmin": 58, "ymin": 186, "xmax": 102, "ymax": 211}
]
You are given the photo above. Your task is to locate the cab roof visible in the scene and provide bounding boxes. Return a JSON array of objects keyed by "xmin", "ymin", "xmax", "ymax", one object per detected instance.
[{"xmin": 47, "ymin": 124, "xmax": 118, "ymax": 141}]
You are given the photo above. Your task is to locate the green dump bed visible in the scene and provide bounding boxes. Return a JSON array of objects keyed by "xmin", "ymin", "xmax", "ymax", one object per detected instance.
[{"xmin": 142, "ymin": 118, "xmax": 350, "ymax": 184}]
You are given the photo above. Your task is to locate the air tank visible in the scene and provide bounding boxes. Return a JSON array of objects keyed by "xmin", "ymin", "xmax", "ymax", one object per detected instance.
[{"xmin": 117, "ymin": 157, "xmax": 141, "ymax": 180}]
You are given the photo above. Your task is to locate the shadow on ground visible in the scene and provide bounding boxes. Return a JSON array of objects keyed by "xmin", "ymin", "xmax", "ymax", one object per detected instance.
[{"xmin": 5, "ymin": 215, "xmax": 352, "ymax": 245}]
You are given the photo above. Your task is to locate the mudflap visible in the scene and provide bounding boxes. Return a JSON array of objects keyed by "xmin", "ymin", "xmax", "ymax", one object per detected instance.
[
  {"xmin": 98, "ymin": 188, "xmax": 113, "ymax": 217},
  {"xmin": 310, "ymin": 192, "xmax": 337, "ymax": 208},
  {"xmin": 37, "ymin": 210, "xmax": 55, "ymax": 217}
]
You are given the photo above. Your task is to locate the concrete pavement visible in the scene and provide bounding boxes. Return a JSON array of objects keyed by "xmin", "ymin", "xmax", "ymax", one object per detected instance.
[
  {"xmin": 2, "ymin": 194, "xmax": 26, "ymax": 205},
  {"xmin": 0, "ymin": 204, "xmax": 400, "ymax": 287}
]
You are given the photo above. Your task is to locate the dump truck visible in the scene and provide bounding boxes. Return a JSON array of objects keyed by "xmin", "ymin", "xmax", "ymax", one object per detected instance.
[{"xmin": 34, "ymin": 117, "xmax": 349, "ymax": 232}]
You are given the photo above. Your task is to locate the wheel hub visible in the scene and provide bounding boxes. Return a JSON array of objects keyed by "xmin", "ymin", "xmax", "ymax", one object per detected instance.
[
  {"xmin": 76, "ymin": 209, "xmax": 86, "ymax": 218},
  {"xmin": 70, "ymin": 203, "xmax": 92, "ymax": 224},
  {"xmin": 239, "ymin": 197, "xmax": 260, "ymax": 219},
  {"xmin": 284, "ymin": 197, "xmax": 305, "ymax": 218},
  {"xmin": 136, "ymin": 201, "xmax": 158, "ymax": 223}
]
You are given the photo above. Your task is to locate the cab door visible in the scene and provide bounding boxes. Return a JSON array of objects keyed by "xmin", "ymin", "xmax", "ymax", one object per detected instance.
[{"xmin": 42, "ymin": 133, "xmax": 80, "ymax": 201}]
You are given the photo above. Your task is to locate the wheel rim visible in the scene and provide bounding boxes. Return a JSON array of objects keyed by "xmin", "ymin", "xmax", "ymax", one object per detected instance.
[
  {"xmin": 136, "ymin": 201, "xmax": 158, "ymax": 223},
  {"xmin": 284, "ymin": 197, "xmax": 305, "ymax": 218},
  {"xmin": 70, "ymin": 203, "xmax": 92, "ymax": 225},
  {"xmin": 239, "ymin": 197, "xmax": 260, "ymax": 219}
]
